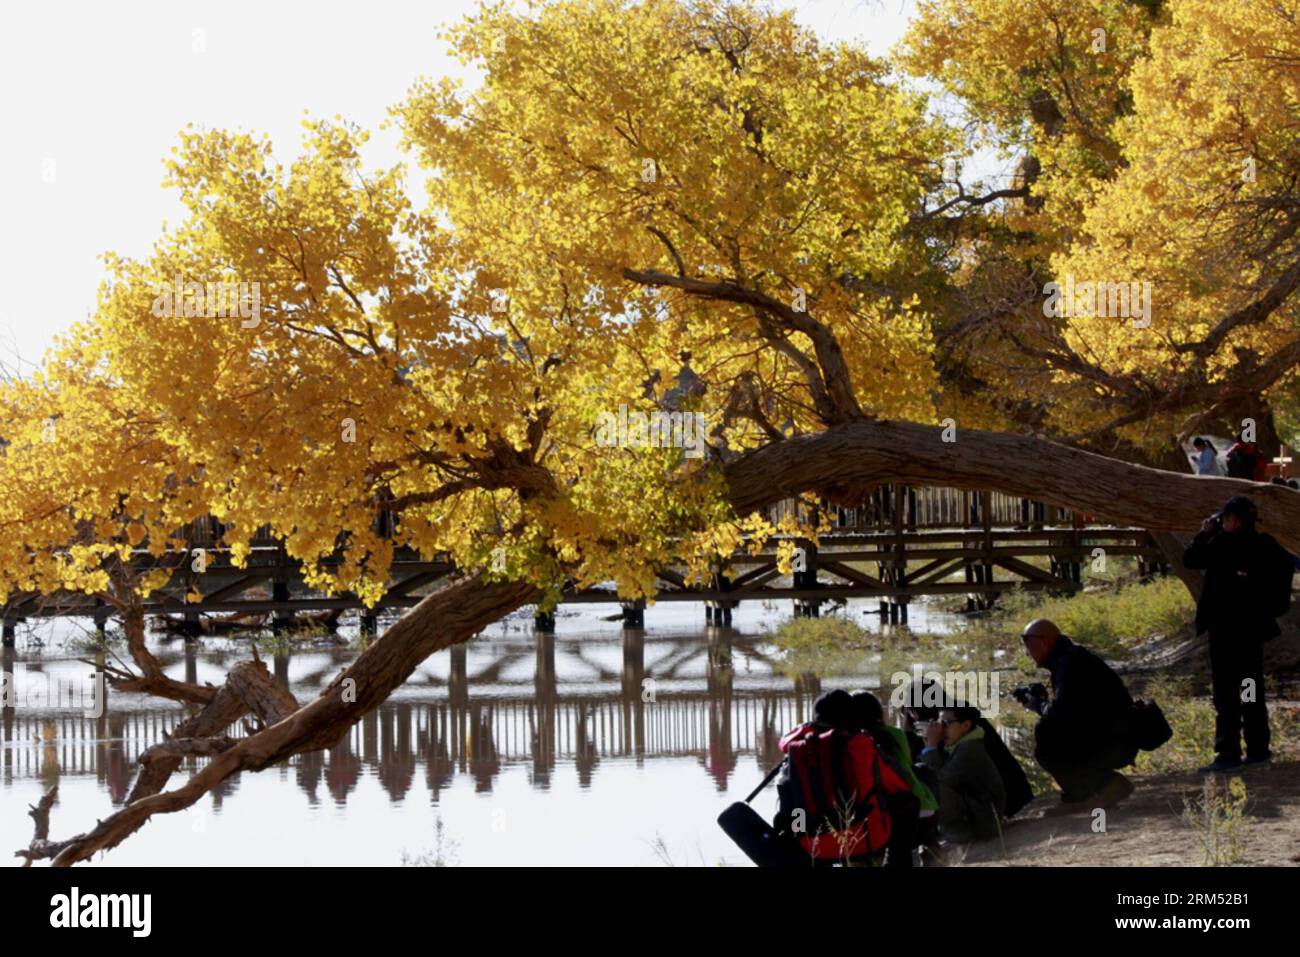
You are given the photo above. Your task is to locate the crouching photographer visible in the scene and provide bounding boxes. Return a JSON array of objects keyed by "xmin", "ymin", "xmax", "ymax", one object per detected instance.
[{"xmin": 1014, "ymin": 619, "xmax": 1170, "ymax": 811}]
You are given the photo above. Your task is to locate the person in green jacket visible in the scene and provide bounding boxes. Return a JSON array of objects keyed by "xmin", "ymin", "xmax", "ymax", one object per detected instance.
[
  {"xmin": 919, "ymin": 706, "xmax": 1007, "ymax": 842},
  {"xmin": 851, "ymin": 692, "xmax": 938, "ymax": 812}
]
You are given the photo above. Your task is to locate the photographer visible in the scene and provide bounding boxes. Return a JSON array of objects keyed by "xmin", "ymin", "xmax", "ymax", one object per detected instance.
[
  {"xmin": 1016, "ymin": 619, "xmax": 1138, "ymax": 809},
  {"xmin": 897, "ymin": 677, "xmax": 1033, "ymax": 818},
  {"xmin": 918, "ymin": 706, "xmax": 1007, "ymax": 842},
  {"xmin": 1183, "ymin": 496, "xmax": 1289, "ymax": 772}
]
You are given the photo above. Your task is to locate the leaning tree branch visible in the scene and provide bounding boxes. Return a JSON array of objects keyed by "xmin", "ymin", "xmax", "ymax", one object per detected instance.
[
  {"xmin": 723, "ymin": 418, "xmax": 1300, "ymax": 553},
  {"xmin": 15, "ymin": 786, "xmax": 59, "ymax": 867},
  {"xmin": 38, "ymin": 575, "xmax": 542, "ymax": 865}
]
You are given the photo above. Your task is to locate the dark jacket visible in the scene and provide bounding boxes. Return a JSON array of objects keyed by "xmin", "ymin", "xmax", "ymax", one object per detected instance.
[
  {"xmin": 976, "ymin": 717, "xmax": 1033, "ymax": 817},
  {"xmin": 1038, "ymin": 635, "xmax": 1132, "ymax": 748},
  {"xmin": 919, "ymin": 726, "xmax": 1007, "ymax": 841},
  {"xmin": 1183, "ymin": 528, "xmax": 1286, "ymax": 639}
]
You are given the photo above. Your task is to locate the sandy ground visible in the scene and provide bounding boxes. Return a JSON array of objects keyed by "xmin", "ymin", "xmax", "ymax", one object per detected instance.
[{"xmin": 951, "ymin": 760, "xmax": 1300, "ymax": 867}]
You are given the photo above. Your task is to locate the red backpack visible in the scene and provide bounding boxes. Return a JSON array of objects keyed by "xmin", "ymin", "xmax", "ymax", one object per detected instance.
[{"xmin": 774, "ymin": 723, "xmax": 910, "ymax": 861}]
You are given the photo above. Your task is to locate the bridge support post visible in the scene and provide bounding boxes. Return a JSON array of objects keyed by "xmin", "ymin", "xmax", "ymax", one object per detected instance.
[
  {"xmin": 535, "ymin": 631, "xmax": 557, "ymax": 699},
  {"xmin": 360, "ymin": 613, "xmax": 378, "ymax": 638},
  {"xmin": 2, "ymin": 618, "xmax": 15, "ymax": 648},
  {"xmin": 706, "ymin": 572, "xmax": 733, "ymax": 627},
  {"xmin": 1070, "ymin": 525, "xmax": 1084, "ymax": 584},
  {"xmin": 449, "ymin": 643, "xmax": 469, "ymax": 705},
  {"xmin": 706, "ymin": 626, "xmax": 732, "ymax": 695},
  {"xmin": 621, "ymin": 628, "xmax": 645, "ymax": 699},
  {"xmin": 182, "ymin": 608, "xmax": 202, "ymax": 641},
  {"xmin": 793, "ymin": 538, "xmax": 820, "ymax": 617},
  {"xmin": 621, "ymin": 599, "xmax": 645, "ymax": 628},
  {"xmin": 272, "ymin": 580, "xmax": 292, "ymax": 634},
  {"xmin": 93, "ymin": 602, "xmax": 110, "ymax": 641},
  {"xmin": 793, "ymin": 671, "xmax": 821, "ymax": 697},
  {"xmin": 880, "ymin": 484, "xmax": 909, "ymax": 623}
]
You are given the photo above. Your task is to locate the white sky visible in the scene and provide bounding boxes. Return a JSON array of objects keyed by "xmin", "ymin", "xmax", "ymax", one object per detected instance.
[{"xmin": 0, "ymin": 0, "xmax": 920, "ymax": 372}]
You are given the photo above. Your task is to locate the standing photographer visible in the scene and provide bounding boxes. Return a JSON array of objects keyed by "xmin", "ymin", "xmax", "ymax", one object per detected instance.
[{"xmin": 1183, "ymin": 496, "xmax": 1289, "ymax": 772}]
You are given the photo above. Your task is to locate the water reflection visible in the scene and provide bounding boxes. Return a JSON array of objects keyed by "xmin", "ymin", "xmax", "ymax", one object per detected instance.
[
  {"xmin": 1, "ymin": 611, "xmax": 1034, "ymax": 865},
  {"xmin": 1, "ymin": 626, "xmax": 836, "ymax": 805}
]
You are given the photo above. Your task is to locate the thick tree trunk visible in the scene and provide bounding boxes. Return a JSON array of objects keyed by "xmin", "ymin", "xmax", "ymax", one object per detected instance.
[
  {"xmin": 1149, "ymin": 530, "xmax": 1203, "ymax": 602},
  {"xmin": 1143, "ymin": 444, "xmax": 1205, "ymax": 599},
  {"xmin": 36, "ymin": 418, "xmax": 1300, "ymax": 864},
  {"xmin": 723, "ymin": 419, "xmax": 1300, "ymax": 553}
]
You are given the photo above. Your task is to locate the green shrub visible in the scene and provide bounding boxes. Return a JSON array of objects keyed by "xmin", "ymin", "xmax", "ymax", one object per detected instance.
[
  {"xmin": 998, "ymin": 577, "xmax": 1194, "ymax": 659},
  {"xmin": 767, "ymin": 614, "xmax": 876, "ymax": 676},
  {"xmin": 1182, "ymin": 777, "xmax": 1252, "ymax": 866}
]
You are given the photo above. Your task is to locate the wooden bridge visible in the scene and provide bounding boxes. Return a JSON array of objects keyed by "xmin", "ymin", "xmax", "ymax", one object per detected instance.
[{"xmin": 0, "ymin": 485, "xmax": 1166, "ymax": 644}]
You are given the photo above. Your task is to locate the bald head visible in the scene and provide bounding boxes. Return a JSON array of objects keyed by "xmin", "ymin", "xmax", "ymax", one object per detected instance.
[
  {"xmin": 1021, "ymin": 618, "xmax": 1061, "ymax": 666},
  {"xmin": 1022, "ymin": 619, "xmax": 1060, "ymax": 640}
]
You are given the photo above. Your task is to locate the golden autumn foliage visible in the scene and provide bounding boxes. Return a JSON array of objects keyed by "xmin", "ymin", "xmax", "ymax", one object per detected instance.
[
  {"xmin": 1, "ymin": 0, "xmax": 1298, "ymax": 616},
  {"xmin": 904, "ymin": 0, "xmax": 1300, "ymax": 447}
]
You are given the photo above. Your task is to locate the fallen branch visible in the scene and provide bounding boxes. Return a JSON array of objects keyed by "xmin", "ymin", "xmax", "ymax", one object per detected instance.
[
  {"xmin": 41, "ymin": 575, "xmax": 540, "ymax": 865},
  {"xmin": 15, "ymin": 786, "xmax": 60, "ymax": 867},
  {"xmin": 126, "ymin": 660, "xmax": 277, "ymax": 802}
]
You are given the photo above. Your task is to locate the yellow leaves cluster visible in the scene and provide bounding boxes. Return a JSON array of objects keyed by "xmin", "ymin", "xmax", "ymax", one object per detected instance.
[
  {"xmin": 1049, "ymin": 0, "xmax": 1300, "ymax": 432},
  {"xmin": 21, "ymin": 0, "xmax": 1274, "ymax": 614}
]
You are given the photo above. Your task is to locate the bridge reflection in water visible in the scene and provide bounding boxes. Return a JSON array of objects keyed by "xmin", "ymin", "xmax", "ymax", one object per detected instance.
[{"xmin": 0, "ymin": 627, "xmax": 878, "ymax": 811}]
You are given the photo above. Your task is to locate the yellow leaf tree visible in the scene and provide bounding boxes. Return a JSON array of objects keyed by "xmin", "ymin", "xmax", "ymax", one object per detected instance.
[{"xmin": 7, "ymin": 0, "xmax": 1298, "ymax": 864}]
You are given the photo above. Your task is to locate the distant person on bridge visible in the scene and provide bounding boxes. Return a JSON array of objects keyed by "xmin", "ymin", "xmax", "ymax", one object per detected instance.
[
  {"xmin": 1191, "ymin": 437, "xmax": 1219, "ymax": 476},
  {"xmin": 1016, "ymin": 619, "xmax": 1138, "ymax": 809},
  {"xmin": 1225, "ymin": 431, "xmax": 1266, "ymax": 481},
  {"xmin": 1183, "ymin": 496, "xmax": 1293, "ymax": 772}
]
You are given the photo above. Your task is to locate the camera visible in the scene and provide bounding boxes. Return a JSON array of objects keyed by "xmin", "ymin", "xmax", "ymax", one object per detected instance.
[{"xmin": 1011, "ymin": 683, "xmax": 1048, "ymax": 714}]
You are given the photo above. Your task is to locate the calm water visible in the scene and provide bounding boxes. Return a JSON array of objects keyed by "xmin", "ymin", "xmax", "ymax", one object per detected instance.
[{"xmin": 2, "ymin": 599, "xmax": 992, "ymax": 867}]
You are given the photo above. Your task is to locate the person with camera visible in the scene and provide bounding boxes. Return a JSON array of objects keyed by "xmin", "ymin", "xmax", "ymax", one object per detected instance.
[
  {"xmin": 897, "ymin": 677, "xmax": 1034, "ymax": 818},
  {"xmin": 1183, "ymin": 495, "xmax": 1290, "ymax": 772},
  {"xmin": 1015, "ymin": 619, "xmax": 1138, "ymax": 810},
  {"xmin": 918, "ymin": 706, "xmax": 1007, "ymax": 842}
]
